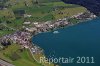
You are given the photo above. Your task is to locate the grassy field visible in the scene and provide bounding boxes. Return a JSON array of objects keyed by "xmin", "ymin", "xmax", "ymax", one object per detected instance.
[
  {"xmin": 12, "ymin": 49, "xmax": 42, "ymax": 66},
  {"xmin": 22, "ymin": 2, "xmax": 87, "ymax": 21},
  {"xmin": 0, "ymin": 44, "xmax": 43, "ymax": 66},
  {"xmin": 0, "ymin": 1, "xmax": 87, "ymax": 36},
  {"xmin": 0, "ymin": 43, "xmax": 56, "ymax": 66},
  {"xmin": 0, "ymin": 30, "xmax": 14, "ymax": 37},
  {"xmin": 0, "ymin": 0, "xmax": 88, "ymax": 66},
  {"xmin": 0, "ymin": 9, "xmax": 15, "ymax": 20},
  {"xmin": 2, "ymin": 1, "xmax": 87, "ymax": 22},
  {"xmin": 0, "ymin": 1, "xmax": 87, "ymax": 24}
]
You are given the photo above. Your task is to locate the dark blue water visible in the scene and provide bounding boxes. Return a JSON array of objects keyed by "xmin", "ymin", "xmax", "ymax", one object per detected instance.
[{"xmin": 32, "ymin": 18, "xmax": 100, "ymax": 66}]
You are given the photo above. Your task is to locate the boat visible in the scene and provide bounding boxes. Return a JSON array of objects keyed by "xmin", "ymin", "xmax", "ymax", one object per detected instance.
[{"xmin": 53, "ymin": 31, "xmax": 59, "ymax": 34}]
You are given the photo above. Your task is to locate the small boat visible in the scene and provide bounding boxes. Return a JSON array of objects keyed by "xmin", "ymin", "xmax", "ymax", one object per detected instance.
[{"xmin": 53, "ymin": 31, "xmax": 59, "ymax": 34}]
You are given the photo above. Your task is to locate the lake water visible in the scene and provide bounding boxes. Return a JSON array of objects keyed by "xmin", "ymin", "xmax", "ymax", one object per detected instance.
[{"xmin": 32, "ymin": 18, "xmax": 100, "ymax": 66}]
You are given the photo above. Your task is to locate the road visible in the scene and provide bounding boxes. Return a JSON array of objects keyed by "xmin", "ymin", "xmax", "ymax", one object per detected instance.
[{"xmin": 0, "ymin": 59, "xmax": 15, "ymax": 66}]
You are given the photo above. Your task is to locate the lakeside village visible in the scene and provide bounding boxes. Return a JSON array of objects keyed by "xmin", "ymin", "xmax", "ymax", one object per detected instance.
[{"xmin": 0, "ymin": 11, "xmax": 96, "ymax": 65}]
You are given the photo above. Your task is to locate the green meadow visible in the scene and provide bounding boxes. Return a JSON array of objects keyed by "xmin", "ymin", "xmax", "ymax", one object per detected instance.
[
  {"xmin": 0, "ymin": 44, "xmax": 42, "ymax": 66},
  {"xmin": 0, "ymin": 0, "xmax": 88, "ymax": 66},
  {"xmin": 0, "ymin": 1, "xmax": 87, "ymax": 36}
]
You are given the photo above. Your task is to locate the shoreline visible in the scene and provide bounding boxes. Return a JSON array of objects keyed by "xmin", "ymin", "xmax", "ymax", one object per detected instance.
[
  {"xmin": 0, "ymin": 12, "xmax": 97, "ymax": 66},
  {"xmin": 28, "ymin": 12, "xmax": 97, "ymax": 66}
]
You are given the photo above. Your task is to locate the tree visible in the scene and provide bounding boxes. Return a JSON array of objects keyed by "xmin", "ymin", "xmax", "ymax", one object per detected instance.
[{"xmin": 34, "ymin": 0, "xmax": 39, "ymax": 5}]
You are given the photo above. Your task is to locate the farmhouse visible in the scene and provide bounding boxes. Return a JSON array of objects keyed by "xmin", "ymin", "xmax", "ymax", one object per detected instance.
[{"xmin": 23, "ymin": 22, "xmax": 31, "ymax": 25}]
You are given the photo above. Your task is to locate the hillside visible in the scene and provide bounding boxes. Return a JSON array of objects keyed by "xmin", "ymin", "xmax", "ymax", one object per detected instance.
[
  {"xmin": 0, "ymin": 0, "xmax": 88, "ymax": 37},
  {"xmin": 62, "ymin": 0, "xmax": 100, "ymax": 16},
  {"xmin": 0, "ymin": 44, "xmax": 42, "ymax": 66},
  {"xmin": 0, "ymin": 0, "xmax": 94, "ymax": 66}
]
